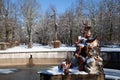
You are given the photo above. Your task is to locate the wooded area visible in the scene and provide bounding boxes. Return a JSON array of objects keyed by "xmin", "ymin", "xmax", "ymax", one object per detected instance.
[{"xmin": 0, "ymin": 0, "xmax": 120, "ymax": 48}]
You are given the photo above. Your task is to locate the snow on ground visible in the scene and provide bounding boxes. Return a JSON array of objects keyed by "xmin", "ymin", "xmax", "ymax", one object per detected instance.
[
  {"xmin": 100, "ymin": 47, "xmax": 120, "ymax": 52},
  {"xmin": 0, "ymin": 43, "xmax": 76, "ymax": 53},
  {"xmin": 0, "ymin": 43, "xmax": 120, "ymax": 53}
]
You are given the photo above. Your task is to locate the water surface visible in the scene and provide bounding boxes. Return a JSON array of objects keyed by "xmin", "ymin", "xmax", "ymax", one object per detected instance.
[{"xmin": 0, "ymin": 65, "xmax": 51, "ymax": 80}]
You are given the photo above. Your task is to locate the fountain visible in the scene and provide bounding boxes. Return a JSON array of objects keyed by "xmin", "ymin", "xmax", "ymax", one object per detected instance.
[{"xmin": 38, "ymin": 21, "xmax": 105, "ymax": 80}]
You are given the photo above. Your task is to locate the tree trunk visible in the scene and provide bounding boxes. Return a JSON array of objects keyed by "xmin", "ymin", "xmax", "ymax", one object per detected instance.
[
  {"xmin": 109, "ymin": 21, "xmax": 113, "ymax": 42},
  {"xmin": 5, "ymin": 17, "xmax": 10, "ymax": 42},
  {"xmin": 28, "ymin": 31, "xmax": 32, "ymax": 48},
  {"xmin": 28, "ymin": 27, "xmax": 33, "ymax": 48}
]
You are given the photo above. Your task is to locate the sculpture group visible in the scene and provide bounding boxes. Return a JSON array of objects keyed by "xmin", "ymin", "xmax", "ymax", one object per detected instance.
[{"xmin": 58, "ymin": 21, "xmax": 104, "ymax": 75}]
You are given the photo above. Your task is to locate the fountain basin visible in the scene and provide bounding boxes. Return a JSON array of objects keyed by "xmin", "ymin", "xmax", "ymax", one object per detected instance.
[{"xmin": 38, "ymin": 66, "xmax": 105, "ymax": 80}]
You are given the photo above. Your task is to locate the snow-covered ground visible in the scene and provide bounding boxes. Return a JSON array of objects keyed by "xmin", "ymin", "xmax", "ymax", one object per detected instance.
[
  {"xmin": 0, "ymin": 43, "xmax": 120, "ymax": 53},
  {"xmin": 101, "ymin": 47, "xmax": 120, "ymax": 52},
  {"xmin": 0, "ymin": 43, "xmax": 76, "ymax": 53}
]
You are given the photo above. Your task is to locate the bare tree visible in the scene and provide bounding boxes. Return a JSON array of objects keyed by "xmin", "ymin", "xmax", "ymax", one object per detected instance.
[
  {"xmin": 58, "ymin": 5, "xmax": 75, "ymax": 46},
  {"xmin": 0, "ymin": 0, "xmax": 4, "ymax": 41},
  {"xmin": 74, "ymin": 0, "xmax": 86, "ymax": 41},
  {"xmin": 20, "ymin": 0, "xmax": 41, "ymax": 48},
  {"xmin": 96, "ymin": 0, "xmax": 120, "ymax": 44},
  {"xmin": 0, "ymin": 0, "xmax": 12, "ymax": 42}
]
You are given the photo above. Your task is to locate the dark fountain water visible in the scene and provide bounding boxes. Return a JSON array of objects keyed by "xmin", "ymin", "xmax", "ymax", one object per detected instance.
[{"xmin": 0, "ymin": 65, "xmax": 51, "ymax": 80}]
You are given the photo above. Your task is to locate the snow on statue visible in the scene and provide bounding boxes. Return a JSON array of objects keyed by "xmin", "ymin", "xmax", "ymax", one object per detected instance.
[{"xmin": 58, "ymin": 20, "xmax": 104, "ymax": 75}]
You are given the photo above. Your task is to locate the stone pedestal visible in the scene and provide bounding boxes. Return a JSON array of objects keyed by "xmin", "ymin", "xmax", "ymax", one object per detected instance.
[
  {"xmin": 0, "ymin": 42, "xmax": 8, "ymax": 50},
  {"xmin": 40, "ymin": 73, "xmax": 105, "ymax": 80},
  {"xmin": 51, "ymin": 40, "xmax": 61, "ymax": 48}
]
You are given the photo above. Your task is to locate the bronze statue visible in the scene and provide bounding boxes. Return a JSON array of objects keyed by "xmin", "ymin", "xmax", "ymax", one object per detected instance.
[
  {"xmin": 58, "ymin": 20, "xmax": 103, "ymax": 74},
  {"xmin": 73, "ymin": 20, "xmax": 102, "ymax": 72}
]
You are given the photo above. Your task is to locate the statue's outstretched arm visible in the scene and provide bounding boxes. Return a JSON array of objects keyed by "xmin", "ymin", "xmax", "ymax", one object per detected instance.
[{"xmin": 87, "ymin": 35, "xmax": 97, "ymax": 43}]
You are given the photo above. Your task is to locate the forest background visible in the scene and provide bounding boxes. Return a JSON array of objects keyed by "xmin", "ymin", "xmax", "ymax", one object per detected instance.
[{"xmin": 0, "ymin": 0, "xmax": 120, "ymax": 48}]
